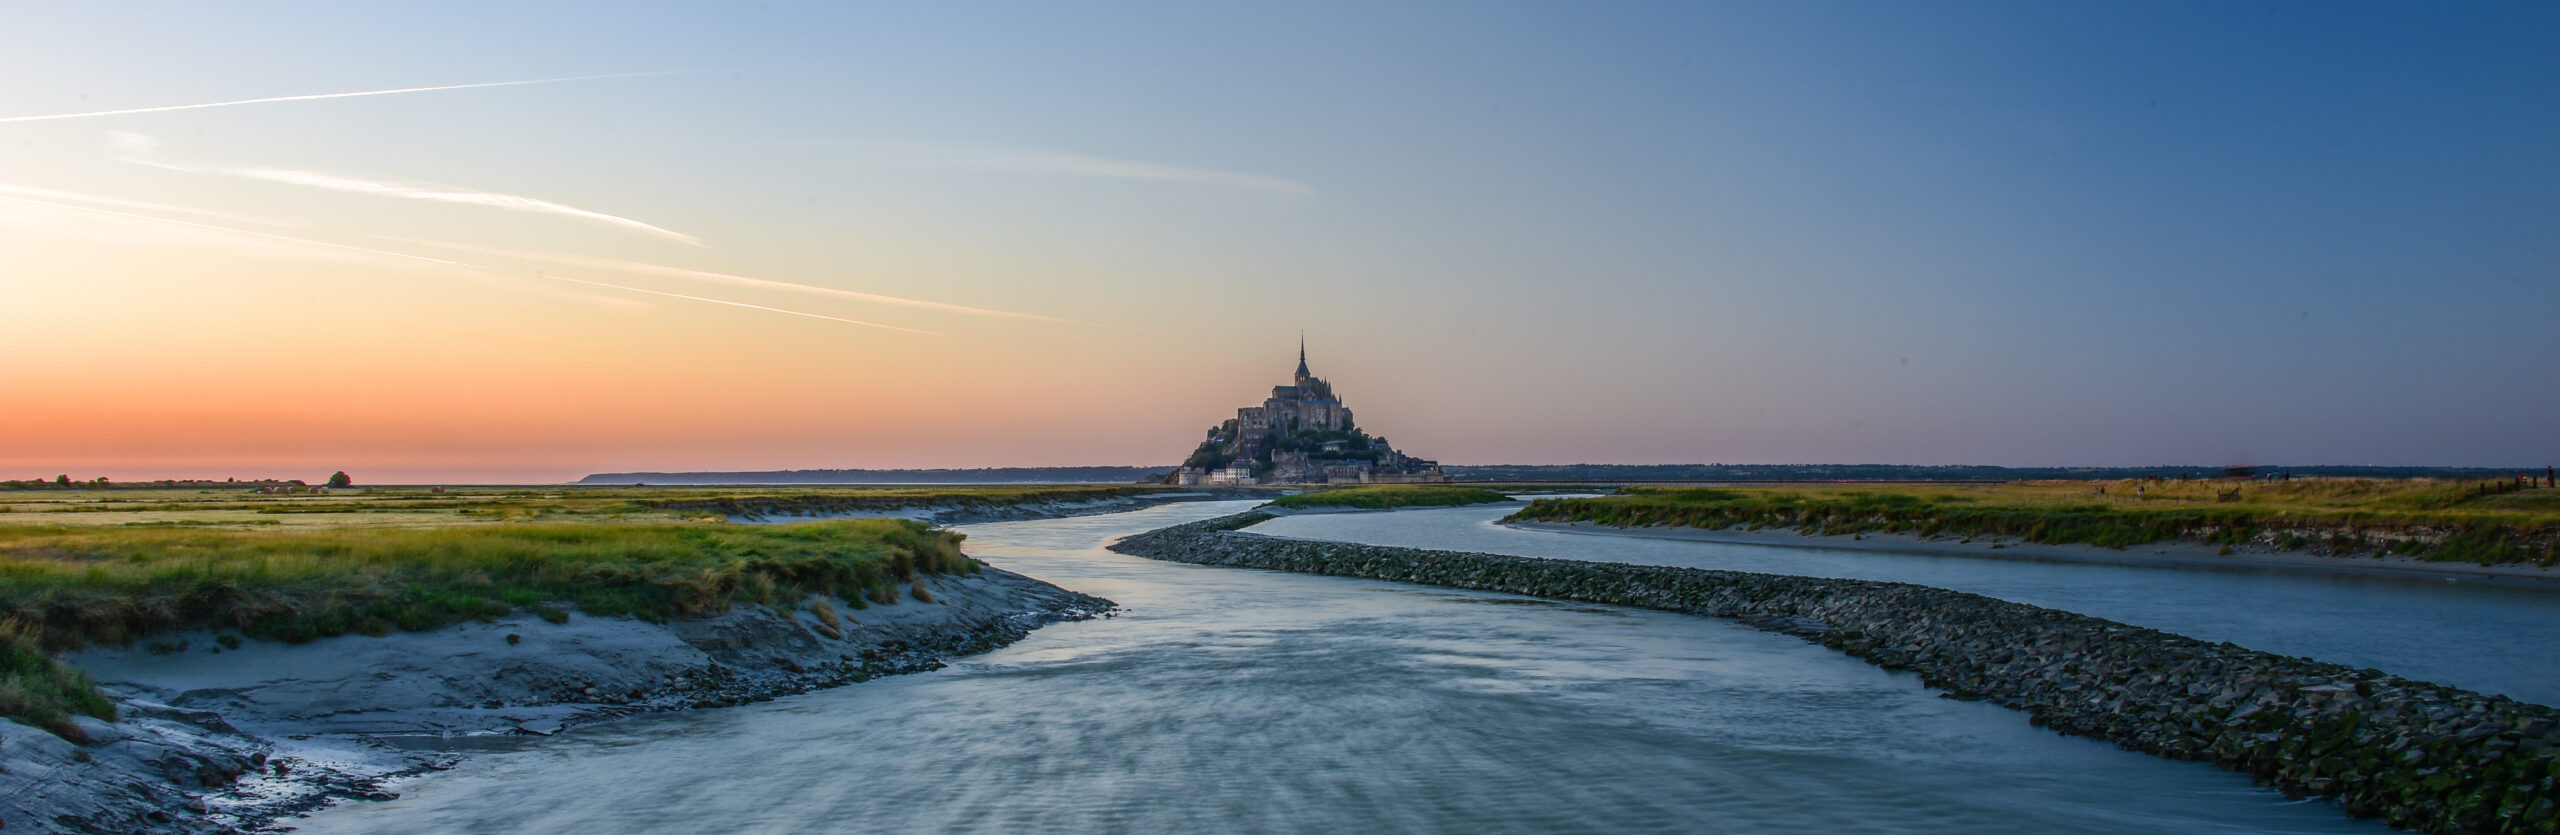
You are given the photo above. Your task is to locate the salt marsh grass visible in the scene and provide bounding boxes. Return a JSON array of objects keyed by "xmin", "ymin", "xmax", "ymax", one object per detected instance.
[
  {"xmin": 1509, "ymin": 479, "xmax": 2560, "ymax": 565},
  {"xmin": 0, "ymin": 518, "xmax": 978, "ymax": 651},
  {"xmin": 0, "ymin": 482, "xmax": 1130, "ymax": 736},
  {"xmin": 1266, "ymin": 485, "xmax": 1511, "ymax": 510}
]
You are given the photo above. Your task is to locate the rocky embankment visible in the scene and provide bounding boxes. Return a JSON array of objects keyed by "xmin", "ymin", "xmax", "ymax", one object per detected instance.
[
  {"xmin": 4, "ymin": 568, "xmax": 1110, "ymax": 833},
  {"xmin": 1499, "ymin": 519, "xmax": 2560, "ymax": 589},
  {"xmin": 1114, "ymin": 513, "xmax": 2560, "ymax": 833}
]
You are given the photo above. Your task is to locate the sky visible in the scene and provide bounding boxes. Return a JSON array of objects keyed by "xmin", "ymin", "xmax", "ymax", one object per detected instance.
[{"xmin": 2, "ymin": 2, "xmax": 2555, "ymax": 483}]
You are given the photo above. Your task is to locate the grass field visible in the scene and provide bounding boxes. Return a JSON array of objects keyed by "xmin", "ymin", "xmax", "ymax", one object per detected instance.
[
  {"xmin": 1265, "ymin": 485, "xmax": 1514, "ymax": 510},
  {"xmin": 1507, "ymin": 479, "xmax": 2560, "ymax": 565},
  {"xmin": 0, "ymin": 484, "xmax": 1181, "ymax": 530},
  {"xmin": 0, "ymin": 484, "xmax": 1159, "ymax": 741}
]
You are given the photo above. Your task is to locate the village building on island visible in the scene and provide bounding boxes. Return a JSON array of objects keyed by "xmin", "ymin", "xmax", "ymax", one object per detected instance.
[{"xmin": 1167, "ymin": 340, "xmax": 1448, "ymax": 486}]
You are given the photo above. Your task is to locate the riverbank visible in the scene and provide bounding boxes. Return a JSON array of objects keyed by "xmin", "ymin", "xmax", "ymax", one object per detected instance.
[
  {"xmin": 1504, "ymin": 519, "xmax": 2560, "ymax": 589},
  {"xmin": 3, "ymin": 567, "xmax": 1109, "ymax": 832},
  {"xmin": 1506, "ymin": 480, "xmax": 2560, "ymax": 567},
  {"xmin": 1114, "ymin": 512, "xmax": 2560, "ymax": 833},
  {"xmin": 0, "ymin": 485, "xmax": 1171, "ymax": 832}
]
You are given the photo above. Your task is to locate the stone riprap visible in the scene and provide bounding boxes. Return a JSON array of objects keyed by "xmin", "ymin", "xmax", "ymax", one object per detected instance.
[{"xmin": 1111, "ymin": 513, "xmax": 2560, "ymax": 833}]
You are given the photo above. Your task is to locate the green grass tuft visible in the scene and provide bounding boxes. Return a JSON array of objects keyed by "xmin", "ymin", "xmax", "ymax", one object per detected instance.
[
  {"xmin": 1, "ymin": 618, "xmax": 115, "ymax": 741},
  {"xmin": 0, "ymin": 518, "xmax": 975, "ymax": 651}
]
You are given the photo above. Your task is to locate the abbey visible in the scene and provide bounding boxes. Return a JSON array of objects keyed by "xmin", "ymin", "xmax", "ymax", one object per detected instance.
[{"xmin": 1168, "ymin": 341, "xmax": 1447, "ymax": 486}]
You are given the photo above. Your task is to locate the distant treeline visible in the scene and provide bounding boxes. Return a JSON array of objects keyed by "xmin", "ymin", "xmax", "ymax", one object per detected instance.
[
  {"xmin": 577, "ymin": 467, "xmax": 1176, "ymax": 485},
  {"xmin": 1443, "ymin": 464, "xmax": 2535, "ymax": 483}
]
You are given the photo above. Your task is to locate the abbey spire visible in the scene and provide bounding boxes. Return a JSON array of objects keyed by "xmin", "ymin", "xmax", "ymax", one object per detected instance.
[{"xmin": 1166, "ymin": 338, "xmax": 1446, "ymax": 486}]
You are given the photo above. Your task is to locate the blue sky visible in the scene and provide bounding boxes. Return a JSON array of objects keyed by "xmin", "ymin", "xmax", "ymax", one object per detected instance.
[{"xmin": 2, "ymin": 2, "xmax": 2553, "ymax": 479}]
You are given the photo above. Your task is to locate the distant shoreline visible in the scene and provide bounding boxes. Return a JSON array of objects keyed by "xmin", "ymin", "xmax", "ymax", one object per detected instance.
[
  {"xmin": 576, "ymin": 467, "xmax": 1174, "ymax": 485},
  {"xmin": 1502, "ymin": 520, "xmax": 2560, "ymax": 590},
  {"xmin": 571, "ymin": 463, "xmax": 2539, "ymax": 488}
]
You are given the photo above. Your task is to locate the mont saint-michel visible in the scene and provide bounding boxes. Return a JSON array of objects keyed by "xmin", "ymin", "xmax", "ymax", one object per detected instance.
[
  {"xmin": 1164, "ymin": 341, "xmax": 1446, "ymax": 486},
  {"xmin": 13, "ymin": 4, "xmax": 2558, "ymax": 834}
]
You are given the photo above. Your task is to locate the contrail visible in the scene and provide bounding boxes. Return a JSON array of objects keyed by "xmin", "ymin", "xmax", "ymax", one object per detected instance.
[
  {"xmin": 230, "ymin": 167, "xmax": 701, "ymax": 245},
  {"xmin": 0, "ymin": 71, "xmax": 693, "ymax": 124},
  {"xmin": 0, "ymin": 182, "xmax": 301, "ymax": 227},
  {"xmin": 0, "ymin": 192, "xmax": 463, "ymax": 267},
  {"xmin": 1, "ymin": 190, "xmax": 934, "ymax": 334},
  {"xmin": 114, "ymin": 130, "xmax": 700, "ymax": 245},
  {"xmin": 533, "ymin": 273, "xmax": 938, "ymax": 335},
  {"xmin": 379, "ymin": 236, "xmax": 1080, "ymax": 323},
  {"xmin": 600, "ymin": 257, "xmax": 1074, "ymax": 322}
]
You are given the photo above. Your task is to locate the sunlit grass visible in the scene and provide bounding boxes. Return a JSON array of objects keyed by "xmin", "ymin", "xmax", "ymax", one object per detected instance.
[
  {"xmin": 0, "ymin": 518, "xmax": 981, "ymax": 652},
  {"xmin": 1507, "ymin": 479, "xmax": 2560, "ymax": 565},
  {"xmin": 0, "ymin": 483, "xmax": 1176, "ymax": 737},
  {"xmin": 0, "ymin": 484, "xmax": 1181, "ymax": 530},
  {"xmin": 1266, "ymin": 485, "xmax": 1512, "ymax": 510},
  {"xmin": 631, "ymin": 485, "xmax": 1170, "ymax": 519},
  {"xmin": 1, "ymin": 618, "xmax": 115, "ymax": 742},
  {"xmin": 1, "ymin": 482, "xmax": 1288, "ymax": 738}
]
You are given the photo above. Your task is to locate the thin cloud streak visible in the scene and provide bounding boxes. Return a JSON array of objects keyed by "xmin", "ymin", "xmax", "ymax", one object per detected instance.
[
  {"xmin": 0, "ymin": 71, "xmax": 693, "ymax": 123},
  {"xmin": 559, "ymin": 255, "xmax": 1072, "ymax": 322},
  {"xmin": 0, "ymin": 183, "xmax": 302, "ymax": 228},
  {"xmin": 0, "ymin": 192, "xmax": 462, "ymax": 267},
  {"xmin": 380, "ymin": 236, "xmax": 1081, "ymax": 323},
  {"xmin": 227, "ymin": 167, "xmax": 701, "ymax": 245},
  {"xmin": 883, "ymin": 143, "xmax": 1315, "ymax": 197},
  {"xmin": 114, "ymin": 133, "xmax": 700, "ymax": 245},
  {"xmin": 533, "ymin": 274, "xmax": 937, "ymax": 334},
  {"xmin": 0, "ymin": 191, "xmax": 929, "ymax": 333}
]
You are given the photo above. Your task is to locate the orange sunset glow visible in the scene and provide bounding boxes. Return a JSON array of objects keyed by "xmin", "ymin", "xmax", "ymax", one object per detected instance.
[{"xmin": 5, "ymin": 4, "xmax": 2553, "ymax": 483}]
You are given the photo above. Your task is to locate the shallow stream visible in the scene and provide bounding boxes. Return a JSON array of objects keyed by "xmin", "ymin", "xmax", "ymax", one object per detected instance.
[
  {"xmin": 300, "ymin": 501, "xmax": 2391, "ymax": 833},
  {"xmin": 1254, "ymin": 503, "xmax": 2560, "ymax": 706}
]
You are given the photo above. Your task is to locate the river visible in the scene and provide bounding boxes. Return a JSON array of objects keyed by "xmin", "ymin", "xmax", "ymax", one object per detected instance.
[
  {"xmin": 1251, "ymin": 501, "xmax": 2560, "ymax": 707},
  {"xmin": 300, "ymin": 500, "xmax": 2383, "ymax": 833}
]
